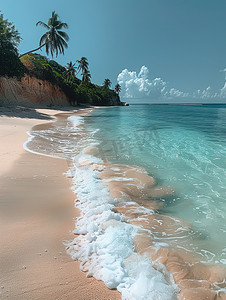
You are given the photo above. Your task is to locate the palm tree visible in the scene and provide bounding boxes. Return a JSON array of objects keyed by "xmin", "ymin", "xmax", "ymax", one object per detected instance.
[
  {"xmin": 103, "ymin": 78, "xmax": 112, "ymax": 89},
  {"xmin": 65, "ymin": 61, "xmax": 76, "ymax": 83},
  {"xmin": 114, "ymin": 83, "xmax": 121, "ymax": 95},
  {"xmin": 82, "ymin": 69, "xmax": 91, "ymax": 83},
  {"xmin": 19, "ymin": 11, "xmax": 69, "ymax": 58},
  {"xmin": 76, "ymin": 57, "xmax": 89, "ymax": 75}
]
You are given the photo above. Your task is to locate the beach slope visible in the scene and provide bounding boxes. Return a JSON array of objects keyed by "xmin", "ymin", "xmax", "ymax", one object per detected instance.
[{"xmin": 0, "ymin": 107, "xmax": 120, "ymax": 299}]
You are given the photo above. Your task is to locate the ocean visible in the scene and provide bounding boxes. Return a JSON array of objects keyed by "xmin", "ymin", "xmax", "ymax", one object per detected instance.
[{"xmin": 25, "ymin": 104, "xmax": 226, "ymax": 299}]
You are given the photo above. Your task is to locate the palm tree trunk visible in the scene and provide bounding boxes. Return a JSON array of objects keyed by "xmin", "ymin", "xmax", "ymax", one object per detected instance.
[{"xmin": 19, "ymin": 43, "xmax": 46, "ymax": 58}]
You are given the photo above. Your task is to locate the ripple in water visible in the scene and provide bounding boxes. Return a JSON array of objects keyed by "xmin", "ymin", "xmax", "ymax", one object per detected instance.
[{"xmin": 25, "ymin": 106, "xmax": 226, "ymax": 299}]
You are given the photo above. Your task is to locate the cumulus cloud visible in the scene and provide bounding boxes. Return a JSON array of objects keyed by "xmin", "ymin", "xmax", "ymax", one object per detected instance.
[
  {"xmin": 219, "ymin": 69, "xmax": 226, "ymax": 98},
  {"xmin": 193, "ymin": 87, "xmax": 217, "ymax": 99},
  {"xmin": 117, "ymin": 65, "xmax": 226, "ymax": 101},
  {"xmin": 117, "ymin": 66, "xmax": 187, "ymax": 100}
]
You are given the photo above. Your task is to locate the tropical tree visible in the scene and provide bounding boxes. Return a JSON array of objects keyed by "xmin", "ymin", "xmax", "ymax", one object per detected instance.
[
  {"xmin": 114, "ymin": 83, "xmax": 121, "ymax": 95},
  {"xmin": 0, "ymin": 12, "xmax": 25, "ymax": 77},
  {"xmin": 65, "ymin": 61, "xmax": 76, "ymax": 83},
  {"xmin": 103, "ymin": 78, "xmax": 112, "ymax": 89},
  {"xmin": 81, "ymin": 69, "xmax": 91, "ymax": 83},
  {"xmin": 76, "ymin": 57, "xmax": 89, "ymax": 75},
  {"xmin": 19, "ymin": 11, "xmax": 69, "ymax": 58},
  {"xmin": 0, "ymin": 13, "xmax": 21, "ymax": 49}
]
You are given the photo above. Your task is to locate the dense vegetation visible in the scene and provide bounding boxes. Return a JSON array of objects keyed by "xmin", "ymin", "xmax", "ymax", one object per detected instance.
[
  {"xmin": 20, "ymin": 53, "xmax": 120, "ymax": 106},
  {"xmin": 0, "ymin": 11, "xmax": 121, "ymax": 106},
  {"xmin": 0, "ymin": 13, "xmax": 26, "ymax": 78}
]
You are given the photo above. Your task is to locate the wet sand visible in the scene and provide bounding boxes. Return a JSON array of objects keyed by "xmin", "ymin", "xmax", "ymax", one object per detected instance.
[
  {"xmin": 3, "ymin": 107, "xmax": 226, "ymax": 300},
  {"xmin": 82, "ymin": 146, "xmax": 226, "ymax": 300},
  {"xmin": 0, "ymin": 107, "xmax": 120, "ymax": 300}
]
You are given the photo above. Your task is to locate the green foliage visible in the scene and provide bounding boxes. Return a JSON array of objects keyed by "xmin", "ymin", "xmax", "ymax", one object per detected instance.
[
  {"xmin": 0, "ymin": 13, "xmax": 21, "ymax": 48},
  {"xmin": 2, "ymin": 46, "xmax": 121, "ymax": 106},
  {"xmin": 103, "ymin": 78, "xmax": 112, "ymax": 89},
  {"xmin": 49, "ymin": 60, "xmax": 65, "ymax": 73},
  {"xmin": 0, "ymin": 11, "xmax": 121, "ymax": 106},
  {"xmin": 19, "ymin": 11, "xmax": 69, "ymax": 59},
  {"xmin": 82, "ymin": 69, "xmax": 91, "ymax": 83},
  {"xmin": 23, "ymin": 53, "xmax": 63, "ymax": 83},
  {"xmin": 19, "ymin": 54, "xmax": 121, "ymax": 106},
  {"xmin": 115, "ymin": 83, "xmax": 121, "ymax": 94},
  {"xmin": 0, "ymin": 48, "xmax": 26, "ymax": 78},
  {"xmin": 65, "ymin": 61, "xmax": 76, "ymax": 84},
  {"xmin": 76, "ymin": 57, "xmax": 89, "ymax": 75},
  {"xmin": 0, "ymin": 13, "xmax": 25, "ymax": 78},
  {"xmin": 36, "ymin": 11, "xmax": 69, "ymax": 57}
]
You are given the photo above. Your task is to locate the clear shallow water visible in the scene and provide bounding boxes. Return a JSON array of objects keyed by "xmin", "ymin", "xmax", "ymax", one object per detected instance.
[
  {"xmin": 85, "ymin": 104, "xmax": 226, "ymax": 264},
  {"xmin": 25, "ymin": 105, "xmax": 226, "ymax": 299}
]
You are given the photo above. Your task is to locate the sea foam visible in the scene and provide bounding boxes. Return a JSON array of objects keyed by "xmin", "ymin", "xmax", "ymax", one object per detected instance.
[
  {"xmin": 23, "ymin": 106, "xmax": 226, "ymax": 298},
  {"xmin": 66, "ymin": 147, "xmax": 179, "ymax": 299},
  {"xmin": 68, "ymin": 115, "xmax": 84, "ymax": 129}
]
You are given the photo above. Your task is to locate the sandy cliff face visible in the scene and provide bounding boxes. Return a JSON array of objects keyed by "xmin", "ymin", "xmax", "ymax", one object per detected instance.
[{"xmin": 0, "ymin": 75, "xmax": 71, "ymax": 107}]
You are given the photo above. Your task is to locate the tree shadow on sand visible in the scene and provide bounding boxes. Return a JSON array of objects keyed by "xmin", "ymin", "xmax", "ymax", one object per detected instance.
[{"xmin": 0, "ymin": 106, "xmax": 57, "ymax": 120}]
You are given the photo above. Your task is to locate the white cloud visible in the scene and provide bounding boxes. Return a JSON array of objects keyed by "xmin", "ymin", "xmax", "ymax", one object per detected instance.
[
  {"xmin": 138, "ymin": 65, "xmax": 149, "ymax": 79},
  {"xmin": 220, "ymin": 83, "xmax": 226, "ymax": 97},
  {"xmin": 117, "ymin": 66, "xmax": 187, "ymax": 100},
  {"xmin": 219, "ymin": 69, "xmax": 226, "ymax": 98},
  {"xmin": 117, "ymin": 65, "xmax": 226, "ymax": 101}
]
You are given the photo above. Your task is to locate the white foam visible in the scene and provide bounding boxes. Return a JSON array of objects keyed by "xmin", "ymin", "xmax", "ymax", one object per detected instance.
[
  {"xmin": 104, "ymin": 177, "xmax": 135, "ymax": 182},
  {"xmin": 125, "ymin": 205, "xmax": 154, "ymax": 215},
  {"xmin": 24, "ymin": 113, "xmax": 87, "ymax": 159},
  {"xmin": 220, "ymin": 259, "xmax": 226, "ymax": 265},
  {"xmin": 111, "ymin": 167, "xmax": 121, "ymax": 172},
  {"xmin": 23, "ymin": 131, "xmax": 65, "ymax": 159},
  {"xmin": 68, "ymin": 115, "xmax": 84, "ymax": 129},
  {"xmin": 66, "ymin": 150, "xmax": 179, "ymax": 299}
]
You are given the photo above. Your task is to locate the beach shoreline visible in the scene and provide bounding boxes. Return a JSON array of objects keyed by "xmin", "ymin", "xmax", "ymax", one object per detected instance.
[
  {"xmin": 0, "ymin": 107, "xmax": 120, "ymax": 299},
  {"xmin": 2, "ymin": 105, "xmax": 226, "ymax": 300},
  {"xmin": 64, "ymin": 107, "xmax": 226, "ymax": 300}
]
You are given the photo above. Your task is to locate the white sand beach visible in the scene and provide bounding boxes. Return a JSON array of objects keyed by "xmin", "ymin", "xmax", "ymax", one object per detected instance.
[{"xmin": 0, "ymin": 107, "xmax": 120, "ymax": 299}]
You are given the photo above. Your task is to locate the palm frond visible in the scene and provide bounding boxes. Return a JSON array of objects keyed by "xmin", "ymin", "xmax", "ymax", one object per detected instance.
[
  {"xmin": 21, "ymin": 10, "xmax": 69, "ymax": 58},
  {"xmin": 57, "ymin": 38, "xmax": 65, "ymax": 55},
  {"xmin": 36, "ymin": 21, "xmax": 50, "ymax": 29},
  {"xmin": 55, "ymin": 22, "xmax": 69, "ymax": 30},
  {"xmin": 57, "ymin": 30, "xmax": 69, "ymax": 41},
  {"xmin": 48, "ymin": 11, "xmax": 59, "ymax": 27},
  {"xmin": 39, "ymin": 33, "xmax": 48, "ymax": 46},
  {"xmin": 57, "ymin": 35, "xmax": 68, "ymax": 48},
  {"xmin": 45, "ymin": 42, "xmax": 49, "ymax": 56},
  {"xmin": 52, "ymin": 35, "xmax": 59, "ymax": 56}
]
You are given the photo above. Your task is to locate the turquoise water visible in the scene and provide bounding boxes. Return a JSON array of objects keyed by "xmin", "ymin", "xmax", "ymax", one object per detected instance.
[
  {"xmin": 85, "ymin": 104, "xmax": 226, "ymax": 264},
  {"xmin": 25, "ymin": 104, "xmax": 226, "ymax": 297}
]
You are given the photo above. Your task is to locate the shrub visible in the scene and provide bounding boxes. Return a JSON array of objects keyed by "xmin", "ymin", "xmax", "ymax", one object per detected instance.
[{"xmin": 0, "ymin": 13, "xmax": 25, "ymax": 78}]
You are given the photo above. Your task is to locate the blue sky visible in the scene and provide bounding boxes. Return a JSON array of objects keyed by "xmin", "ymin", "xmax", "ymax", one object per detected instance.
[{"xmin": 2, "ymin": 0, "xmax": 226, "ymax": 101}]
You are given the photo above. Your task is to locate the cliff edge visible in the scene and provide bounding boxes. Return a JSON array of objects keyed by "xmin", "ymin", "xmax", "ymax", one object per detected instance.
[
  {"xmin": 0, "ymin": 53, "xmax": 122, "ymax": 108},
  {"xmin": 0, "ymin": 75, "xmax": 70, "ymax": 107}
]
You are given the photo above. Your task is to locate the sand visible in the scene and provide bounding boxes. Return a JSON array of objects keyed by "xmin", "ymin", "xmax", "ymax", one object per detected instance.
[
  {"xmin": 0, "ymin": 107, "xmax": 120, "ymax": 300},
  {"xmin": 83, "ymin": 147, "xmax": 226, "ymax": 300}
]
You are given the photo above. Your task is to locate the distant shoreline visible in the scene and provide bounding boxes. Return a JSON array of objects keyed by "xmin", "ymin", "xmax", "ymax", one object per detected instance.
[{"xmin": 123, "ymin": 102, "xmax": 226, "ymax": 105}]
